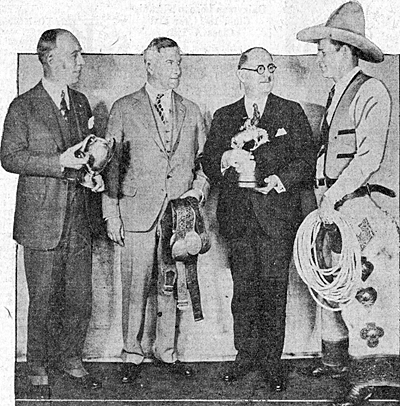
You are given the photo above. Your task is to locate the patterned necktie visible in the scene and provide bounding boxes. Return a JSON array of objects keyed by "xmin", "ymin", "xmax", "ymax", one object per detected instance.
[
  {"xmin": 251, "ymin": 103, "xmax": 261, "ymax": 127},
  {"xmin": 60, "ymin": 90, "xmax": 69, "ymax": 122},
  {"xmin": 155, "ymin": 93, "xmax": 166, "ymax": 125},
  {"xmin": 320, "ymin": 86, "xmax": 336, "ymax": 150}
]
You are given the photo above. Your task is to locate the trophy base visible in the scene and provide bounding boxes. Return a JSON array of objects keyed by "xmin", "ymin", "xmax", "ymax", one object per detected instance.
[{"xmin": 238, "ymin": 181, "xmax": 257, "ymax": 188}]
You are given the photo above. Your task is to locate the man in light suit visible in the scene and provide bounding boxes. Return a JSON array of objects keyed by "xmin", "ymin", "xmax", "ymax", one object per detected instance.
[
  {"xmin": 202, "ymin": 47, "xmax": 316, "ymax": 391},
  {"xmin": 1, "ymin": 29, "xmax": 103, "ymax": 398},
  {"xmin": 102, "ymin": 37, "xmax": 209, "ymax": 383}
]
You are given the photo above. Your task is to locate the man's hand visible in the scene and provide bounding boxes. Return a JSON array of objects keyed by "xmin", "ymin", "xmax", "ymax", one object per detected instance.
[
  {"xmin": 319, "ymin": 194, "xmax": 337, "ymax": 224},
  {"xmin": 221, "ymin": 149, "xmax": 254, "ymax": 173},
  {"xmin": 180, "ymin": 188, "xmax": 203, "ymax": 202},
  {"xmin": 106, "ymin": 217, "xmax": 125, "ymax": 246},
  {"xmin": 60, "ymin": 140, "xmax": 90, "ymax": 170},
  {"xmin": 255, "ymin": 175, "xmax": 284, "ymax": 195}
]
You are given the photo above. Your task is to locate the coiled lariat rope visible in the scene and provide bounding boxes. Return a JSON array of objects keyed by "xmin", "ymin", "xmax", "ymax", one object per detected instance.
[{"xmin": 293, "ymin": 210, "xmax": 362, "ymax": 312}]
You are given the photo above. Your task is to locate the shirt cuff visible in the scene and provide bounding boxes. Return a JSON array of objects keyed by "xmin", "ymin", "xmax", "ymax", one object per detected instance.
[
  {"xmin": 104, "ymin": 215, "xmax": 120, "ymax": 222},
  {"xmin": 193, "ymin": 188, "xmax": 205, "ymax": 204},
  {"xmin": 271, "ymin": 175, "xmax": 286, "ymax": 193}
]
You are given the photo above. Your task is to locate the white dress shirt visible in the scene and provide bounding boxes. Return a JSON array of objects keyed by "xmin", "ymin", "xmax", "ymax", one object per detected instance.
[
  {"xmin": 244, "ymin": 95, "xmax": 268, "ymax": 119},
  {"xmin": 42, "ymin": 78, "xmax": 70, "ymax": 109},
  {"xmin": 145, "ymin": 82, "xmax": 172, "ymax": 123}
]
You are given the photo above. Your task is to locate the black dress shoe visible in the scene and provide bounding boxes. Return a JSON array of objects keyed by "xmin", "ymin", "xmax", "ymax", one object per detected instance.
[
  {"xmin": 268, "ymin": 375, "xmax": 287, "ymax": 392},
  {"xmin": 331, "ymin": 385, "xmax": 374, "ymax": 406},
  {"xmin": 28, "ymin": 384, "xmax": 51, "ymax": 399},
  {"xmin": 65, "ymin": 373, "xmax": 102, "ymax": 389},
  {"xmin": 121, "ymin": 363, "xmax": 141, "ymax": 384},
  {"xmin": 164, "ymin": 361, "xmax": 194, "ymax": 377},
  {"xmin": 222, "ymin": 361, "xmax": 254, "ymax": 383},
  {"xmin": 263, "ymin": 368, "xmax": 287, "ymax": 392},
  {"xmin": 302, "ymin": 364, "xmax": 348, "ymax": 379}
]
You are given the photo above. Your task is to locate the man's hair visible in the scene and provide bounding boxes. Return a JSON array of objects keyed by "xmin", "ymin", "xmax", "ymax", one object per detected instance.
[
  {"xmin": 143, "ymin": 37, "xmax": 180, "ymax": 63},
  {"xmin": 238, "ymin": 47, "xmax": 272, "ymax": 69},
  {"xmin": 37, "ymin": 28, "xmax": 69, "ymax": 65},
  {"xmin": 330, "ymin": 39, "xmax": 361, "ymax": 59}
]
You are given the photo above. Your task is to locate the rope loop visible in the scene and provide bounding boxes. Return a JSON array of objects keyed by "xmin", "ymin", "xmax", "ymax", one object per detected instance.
[{"xmin": 293, "ymin": 210, "xmax": 362, "ymax": 311}]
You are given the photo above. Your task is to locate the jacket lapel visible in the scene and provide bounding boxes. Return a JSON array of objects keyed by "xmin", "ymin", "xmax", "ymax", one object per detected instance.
[
  {"xmin": 68, "ymin": 87, "xmax": 86, "ymax": 142},
  {"xmin": 259, "ymin": 93, "xmax": 279, "ymax": 137},
  {"xmin": 171, "ymin": 91, "xmax": 186, "ymax": 155},
  {"xmin": 135, "ymin": 86, "xmax": 166, "ymax": 154},
  {"xmin": 31, "ymin": 81, "xmax": 66, "ymax": 151}
]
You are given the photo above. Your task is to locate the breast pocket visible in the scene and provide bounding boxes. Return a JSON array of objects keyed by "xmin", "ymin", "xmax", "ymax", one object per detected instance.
[{"xmin": 336, "ymin": 128, "xmax": 356, "ymax": 159}]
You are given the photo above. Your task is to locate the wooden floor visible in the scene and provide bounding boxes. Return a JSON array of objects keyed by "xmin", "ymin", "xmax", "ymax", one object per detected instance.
[{"xmin": 15, "ymin": 359, "xmax": 399, "ymax": 405}]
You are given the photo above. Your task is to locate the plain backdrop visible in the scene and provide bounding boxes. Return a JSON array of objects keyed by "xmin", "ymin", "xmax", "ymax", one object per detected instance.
[{"xmin": 1, "ymin": 1, "xmax": 399, "ymax": 403}]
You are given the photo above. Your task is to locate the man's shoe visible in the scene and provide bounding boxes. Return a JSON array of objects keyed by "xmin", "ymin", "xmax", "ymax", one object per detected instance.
[
  {"xmin": 331, "ymin": 385, "xmax": 374, "ymax": 406},
  {"xmin": 28, "ymin": 384, "xmax": 51, "ymax": 399},
  {"xmin": 263, "ymin": 368, "xmax": 288, "ymax": 392},
  {"xmin": 164, "ymin": 361, "xmax": 194, "ymax": 377},
  {"xmin": 121, "ymin": 363, "xmax": 141, "ymax": 384},
  {"xmin": 65, "ymin": 373, "xmax": 102, "ymax": 390},
  {"xmin": 268, "ymin": 374, "xmax": 287, "ymax": 392},
  {"xmin": 222, "ymin": 362, "xmax": 253, "ymax": 383},
  {"xmin": 302, "ymin": 364, "xmax": 348, "ymax": 379}
]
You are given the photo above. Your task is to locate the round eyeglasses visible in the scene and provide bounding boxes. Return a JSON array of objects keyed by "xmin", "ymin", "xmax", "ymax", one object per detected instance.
[{"xmin": 240, "ymin": 63, "xmax": 277, "ymax": 75}]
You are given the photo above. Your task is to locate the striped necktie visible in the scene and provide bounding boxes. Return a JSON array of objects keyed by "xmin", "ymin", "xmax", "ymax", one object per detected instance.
[
  {"xmin": 60, "ymin": 90, "xmax": 69, "ymax": 122},
  {"xmin": 155, "ymin": 93, "xmax": 166, "ymax": 125},
  {"xmin": 251, "ymin": 103, "xmax": 261, "ymax": 127}
]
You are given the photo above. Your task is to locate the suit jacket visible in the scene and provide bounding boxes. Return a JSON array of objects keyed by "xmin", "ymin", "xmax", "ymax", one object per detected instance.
[
  {"xmin": 1, "ymin": 81, "xmax": 93, "ymax": 249},
  {"xmin": 202, "ymin": 93, "xmax": 316, "ymax": 240},
  {"xmin": 102, "ymin": 86, "xmax": 209, "ymax": 232}
]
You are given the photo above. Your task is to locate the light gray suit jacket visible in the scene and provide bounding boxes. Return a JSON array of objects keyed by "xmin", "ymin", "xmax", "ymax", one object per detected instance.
[{"xmin": 102, "ymin": 86, "xmax": 209, "ymax": 232}]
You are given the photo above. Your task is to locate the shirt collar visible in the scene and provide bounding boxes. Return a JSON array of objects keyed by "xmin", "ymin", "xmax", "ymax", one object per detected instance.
[
  {"xmin": 42, "ymin": 77, "xmax": 69, "ymax": 108},
  {"xmin": 326, "ymin": 66, "xmax": 361, "ymax": 123},
  {"xmin": 145, "ymin": 82, "xmax": 172, "ymax": 104},
  {"xmin": 334, "ymin": 66, "xmax": 361, "ymax": 100},
  {"xmin": 244, "ymin": 94, "xmax": 269, "ymax": 118}
]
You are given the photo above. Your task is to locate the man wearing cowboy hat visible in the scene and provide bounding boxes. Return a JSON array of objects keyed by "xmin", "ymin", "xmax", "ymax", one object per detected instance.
[{"xmin": 297, "ymin": 2, "xmax": 399, "ymax": 406}]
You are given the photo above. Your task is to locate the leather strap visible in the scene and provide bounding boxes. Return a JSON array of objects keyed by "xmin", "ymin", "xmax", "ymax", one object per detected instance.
[
  {"xmin": 335, "ymin": 184, "xmax": 396, "ymax": 210},
  {"xmin": 158, "ymin": 197, "xmax": 210, "ymax": 321}
]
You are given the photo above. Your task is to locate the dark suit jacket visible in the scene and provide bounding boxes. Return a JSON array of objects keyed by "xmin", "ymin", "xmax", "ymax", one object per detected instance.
[
  {"xmin": 202, "ymin": 93, "xmax": 316, "ymax": 240},
  {"xmin": 1, "ymin": 81, "xmax": 93, "ymax": 250}
]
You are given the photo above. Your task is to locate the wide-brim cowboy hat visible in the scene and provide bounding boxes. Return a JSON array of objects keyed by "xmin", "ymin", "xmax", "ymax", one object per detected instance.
[{"xmin": 296, "ymin": 1, "xmax": 384, "ymax": 63}]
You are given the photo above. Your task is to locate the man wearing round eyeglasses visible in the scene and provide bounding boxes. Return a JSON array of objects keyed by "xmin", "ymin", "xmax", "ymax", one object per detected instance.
[{"xmin": 202, "ymin": 47, "xmax": 316, "ymax": 391}]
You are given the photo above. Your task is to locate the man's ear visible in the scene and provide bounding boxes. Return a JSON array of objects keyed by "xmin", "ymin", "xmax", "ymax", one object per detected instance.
[
  {"xmin": 236, "ymin": 69, "xmax": 245, "ymax": 83},
  {"xmin": 145, "ymin": 60, "xmax": 154, "ymax": 75},
  {"xmin": 342, "ymin": 44, "xmax": 353, "ymax": 58},
  {"xmin": 46, "ymin": 50, "xmax": 54, "ymax": 66}
]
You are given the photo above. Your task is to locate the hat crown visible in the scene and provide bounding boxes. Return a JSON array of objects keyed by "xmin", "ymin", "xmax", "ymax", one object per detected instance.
[{"xmin": 326, "ymin": 1, "xmax": 365, "ymax": 36}]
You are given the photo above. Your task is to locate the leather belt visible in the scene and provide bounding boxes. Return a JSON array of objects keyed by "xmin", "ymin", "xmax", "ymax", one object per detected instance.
[
  {"xmin": 334, "ymin": 184, "xmax": 396, "ymax": 210},
  {"xmin": 315, "ymin": 177, "xmax": 337, "ymax": 188}
]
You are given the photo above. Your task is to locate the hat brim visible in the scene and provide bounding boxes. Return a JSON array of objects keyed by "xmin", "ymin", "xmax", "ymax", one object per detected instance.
[{"xmin": 297, "ymin": 24, "xmax": 384, "ymax": 63}]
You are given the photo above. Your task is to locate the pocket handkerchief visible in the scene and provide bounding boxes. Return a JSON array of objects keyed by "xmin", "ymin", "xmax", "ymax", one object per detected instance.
[{"xmin": 276, "ymin": 128, "xmax": 287, "ymax": 137}]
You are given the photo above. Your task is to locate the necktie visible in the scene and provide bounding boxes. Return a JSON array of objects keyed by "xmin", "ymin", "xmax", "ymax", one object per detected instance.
[
  {"xmin": 155, "ymin": 93, "xmax": 166, "ymax": 125},
  {"xmin": 60, "ymin": 90, "xmax": 69, "ymax": 122},
  {"xmin": 251, "ymin": 103, "xmax": 261, "ymax": 127},
  {"xmin": 320, "ymin": 86, "xmax": 335, "ymax": 150}
]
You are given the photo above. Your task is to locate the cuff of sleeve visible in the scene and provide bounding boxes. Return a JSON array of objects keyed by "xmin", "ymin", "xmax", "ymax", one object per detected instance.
[
  {"xmin": 272, "ymin": 175, "xmax": 286, "ymax": 193},
  {"xmin": 194, "ymin": 188, "xmax": 205, "ymax": 204},
  {"xmin": 221, "ymin": 159, "xmax": 230, "ymax": 175},
  {"xmin": 104, "ymin": 215, "xmax": 120, "ymax": 222}
]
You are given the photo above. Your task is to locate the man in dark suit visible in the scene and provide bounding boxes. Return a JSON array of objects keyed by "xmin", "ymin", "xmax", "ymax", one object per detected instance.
[
  {"xmin": 102, "ymin": 37, "xmax": 209, "ymax": 383},
  {"xmin": 202, "ymin": 47, "xmax": 316, "ymax": 391},
  {"xmin": 1, "ymin": 29, "xmax": 103, "ymax": 397}
]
